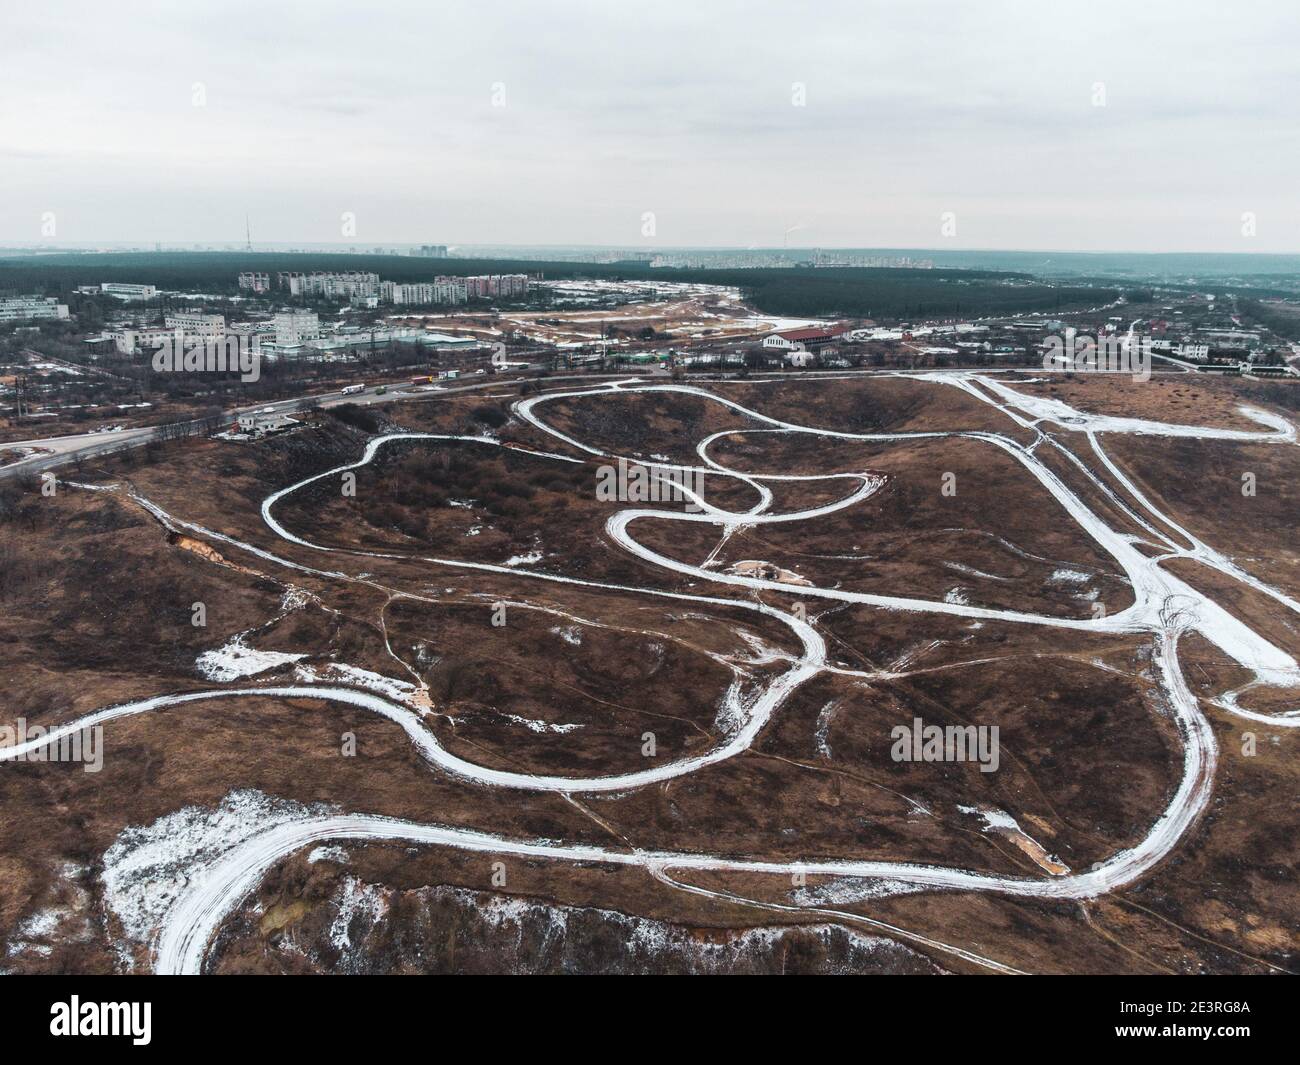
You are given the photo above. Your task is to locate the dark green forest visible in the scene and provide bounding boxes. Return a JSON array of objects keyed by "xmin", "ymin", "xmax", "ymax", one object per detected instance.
[
  {"xmin": 0, "ymin": 252, "xmax": 1119, "ymax": 320},
  {"xmin": 1239, "ymin": 298, "xmax": 1300, "ymax": 340}
]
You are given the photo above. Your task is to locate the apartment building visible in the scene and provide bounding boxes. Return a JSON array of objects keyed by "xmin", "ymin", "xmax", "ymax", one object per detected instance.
[
  {"xmin": 262, "ymin": 271, "xmax": 525, "ymax": 306},
  {"xmin": 386, "ymin": 280, "xmax": 470, "ymax": 306},
  {"xmin": 434, "ymin": 277, "xmax": 468, "ymax": 303},
  {"xmin": 238, "ymin": 272, "xmax": 271, "ymax": 294},
  {"xmin": 455, "ymin": 274, "xmax": 528, "ymax": 299},
  {"xmin": 261, "ymin": 270, "xmax": 525, "ymax": 304},
  {"xmin": 273, "ymin": 310, "xmax": 321, "ymax": 345},
  {"xmin": 277, "ymin": 272, "xmax": 380, "ymax": 298}
]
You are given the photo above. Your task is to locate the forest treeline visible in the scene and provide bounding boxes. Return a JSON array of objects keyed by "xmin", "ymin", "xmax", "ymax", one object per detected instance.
[{"xmin": 0, "ymin": 252, "xmax": 1119, "ymax": 320}]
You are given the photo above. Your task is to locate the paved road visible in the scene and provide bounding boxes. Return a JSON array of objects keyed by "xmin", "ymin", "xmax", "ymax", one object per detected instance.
[
  {"xmin": 0, "ymin": 360, "xmax": 1271, "ymax": 484},
  {"xmin": 0, "ymin": 371, "xmax": 623, "ymax": 482}
]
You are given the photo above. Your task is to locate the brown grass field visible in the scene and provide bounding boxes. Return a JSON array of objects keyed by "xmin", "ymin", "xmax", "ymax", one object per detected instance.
[{"xmin": 0, "ymin": 370, "xmax": 1295, "ymax": 974}]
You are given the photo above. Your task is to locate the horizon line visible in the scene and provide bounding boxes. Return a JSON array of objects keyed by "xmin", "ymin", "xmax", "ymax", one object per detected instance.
[{"xmin": 3, "ymin": 241, "xmax": 1300, "ymax": 260}]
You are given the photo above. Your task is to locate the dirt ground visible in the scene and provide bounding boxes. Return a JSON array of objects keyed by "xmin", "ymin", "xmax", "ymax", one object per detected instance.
[{"xmin": 0, "ymin": 372, "xmax": 1295, "ymax": 975}]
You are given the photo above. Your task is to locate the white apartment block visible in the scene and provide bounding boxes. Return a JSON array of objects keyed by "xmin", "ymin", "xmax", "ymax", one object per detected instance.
[
  {"xmin": 278, "ymin": 272, "xmax": 380, "ymax": 298},
  {"xmin": 389, "ymin": 276, "xmax": 529, "ymax": 305},
  {"xmin": 437, "ymin": 277, "xmax": 468, "ymax": 303},
  {"xmin": 386, "ymin": 281, "xmax": 467, "ymax": 306},
  {"xmin": 269, "ymin": 271, "xmax": 525, "ymax": 307},
  {"xmin": 457, "ymin": 274, "xmax": 528, "ymax": 300},
  {"xmin": 238, "ymin": 272, "xmax": 271, "ymax": 293},
  {"xmin": 273, "ymin": 310, "xmax": 321, "ymax": 345},
  {"xmin": 0, "ymin": 296, "xmax": 70, "ymax": 322}
]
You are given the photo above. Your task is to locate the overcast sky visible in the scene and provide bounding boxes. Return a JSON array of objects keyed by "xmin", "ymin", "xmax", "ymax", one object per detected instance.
[{"xmin": 3, "ymin": 0, "xmax": 1298, "ymax": 252}]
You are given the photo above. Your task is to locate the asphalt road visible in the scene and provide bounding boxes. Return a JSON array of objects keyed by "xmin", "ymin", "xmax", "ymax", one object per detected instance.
[
  {"xmin": 0, "ymin": 371, "xmax": 580, "ymax": 482},
  {"xmin": 2, "ymin": 360, "xmax": 1286, "ymax": 484}
]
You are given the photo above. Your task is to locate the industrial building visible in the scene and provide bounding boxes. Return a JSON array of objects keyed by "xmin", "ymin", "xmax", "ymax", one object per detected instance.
[
  {"xmin": 75, "ymin": 282, "xmax": 158, "ymax": 300},
  {"xmin": 762, "ymin": 326, "xmax": 845, "ymax": 350},
  {"xmin": 261, "ymin": 326, "xmax": 479, "ymax": 358},
  {"xmin": 0, "ymin": 296, "xmax": 70, "ymax": 322},
  {"xmin": 164, "ymin": 313, "xmax": 226, "ymax": 338},
  {"xmin": 106, "ymin": 313, "xmax": 226, "ymax": 354}
]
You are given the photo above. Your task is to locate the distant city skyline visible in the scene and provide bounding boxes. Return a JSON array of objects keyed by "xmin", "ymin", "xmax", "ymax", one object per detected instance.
[{"xmin": 4, "ymin": 0, "xmax": 1299, "ymax": 253}]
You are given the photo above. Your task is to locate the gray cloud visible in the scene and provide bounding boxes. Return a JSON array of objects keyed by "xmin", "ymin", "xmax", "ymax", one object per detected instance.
[{"xmin": 1, "ymin": 0, "xmax": 1296, "ymax": 251}]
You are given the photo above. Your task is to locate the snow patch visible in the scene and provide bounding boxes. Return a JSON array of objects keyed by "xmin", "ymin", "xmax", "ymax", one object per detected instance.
[
  {"xmin": 1050, "ymin": 568, "xmax": 1090, "ymax": 584},
  {"xmin": 793, "ymin": 876, "xmax": 928, "ymax": 906},
  {"xmin": 101, "ymin": 790, "xmax": 327, "ymax": 961},
  {"xmin": 294, "ymin": 662, "xmax": 419, "ymax": 705},
  {"xmin": 308, "ymin": 845, "xmax": 349, "ymax": 865},
  {"xmin": 501, "ymin": 712, "xmax": 583, "ymax": 734},
  {"xmin": 814, "ymin": 700, "xmax": 838, "ymax": 759},
  {"xmin": 195, "ymin": 634, "xmax": 306, "ymax": 682},
  {"xmin": 329, "ymin": 876, "xmax": 390, "ymax": 951}
]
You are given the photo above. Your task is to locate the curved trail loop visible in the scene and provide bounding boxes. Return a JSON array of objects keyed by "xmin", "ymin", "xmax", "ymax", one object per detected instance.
[{"xmin": 6, "ymin": 373, "xmax": 1297, "ymax": 973}]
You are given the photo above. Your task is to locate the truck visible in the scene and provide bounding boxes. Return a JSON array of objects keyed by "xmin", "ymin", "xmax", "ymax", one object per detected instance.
[{"xmin": 341, "ymin": 384, "xmax": 365, "ymax": 395}]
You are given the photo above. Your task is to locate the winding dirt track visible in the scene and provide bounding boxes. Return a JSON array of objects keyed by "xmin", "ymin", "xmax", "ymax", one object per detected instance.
[{"xmin": 6, "ymin": 373, "xmax": 1297, "ymax": 974}]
